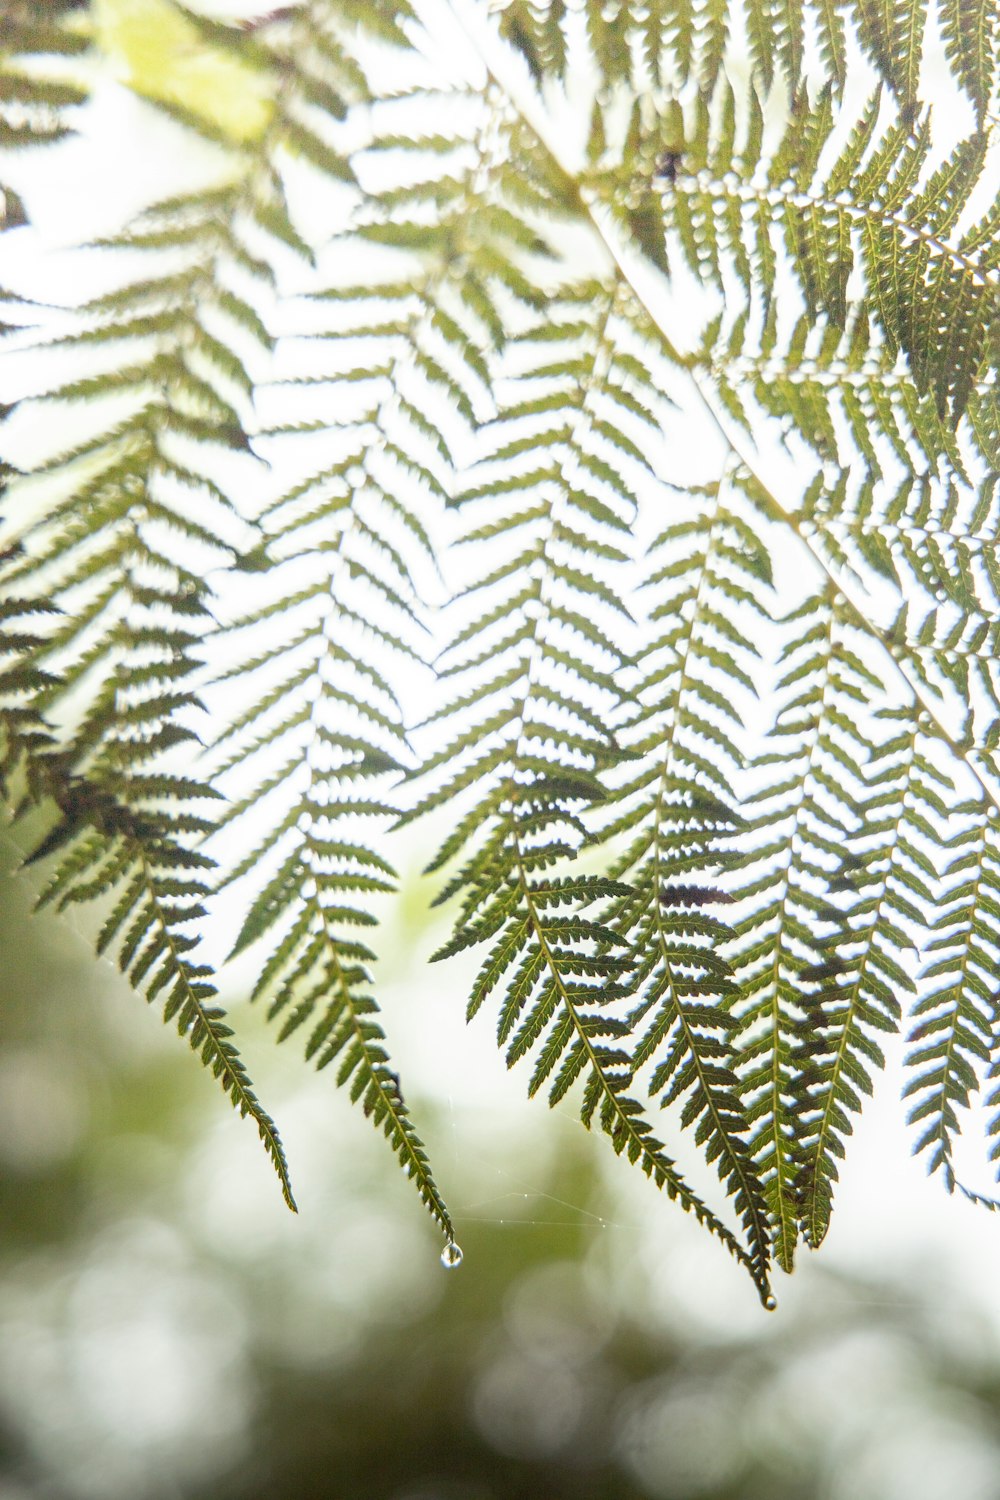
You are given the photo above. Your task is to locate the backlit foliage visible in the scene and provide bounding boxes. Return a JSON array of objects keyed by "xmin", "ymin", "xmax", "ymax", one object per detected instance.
[{"xmin": 1, "ymin": 0, "xmax": 999, "ymax": 1305}]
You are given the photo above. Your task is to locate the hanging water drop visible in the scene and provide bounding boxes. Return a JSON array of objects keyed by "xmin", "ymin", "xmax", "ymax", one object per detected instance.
[
  {"xmin": 440, "ymin": 1241, "xmax": 464, "ymax": 1270},
  {"xmin": 763, "ymin": 1293, "xmax": 778, "ymax": 1312}
]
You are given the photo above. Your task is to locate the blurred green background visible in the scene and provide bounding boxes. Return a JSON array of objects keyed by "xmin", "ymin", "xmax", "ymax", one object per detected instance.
[{"xmin": 6, "ymin": 815, "xmax": 1000, "ymax": 1500}]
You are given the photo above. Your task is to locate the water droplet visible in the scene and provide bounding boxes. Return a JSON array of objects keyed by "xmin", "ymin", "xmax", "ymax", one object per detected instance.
[
  {"xmin": 763, "ymin": 1293, "xmax": 778, "ymax": 1312},
  {"xmin": 440, "ymin": 1241, "xmax": 464, "ymax": 1270}
]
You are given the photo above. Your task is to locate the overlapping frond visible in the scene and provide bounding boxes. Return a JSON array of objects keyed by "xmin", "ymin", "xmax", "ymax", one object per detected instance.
[
  {"xmin": 698, "ymin": 305, "xmax": 1000, "ymax": 787},
  {"xmin": 596, "ymin": 478, "xmax": 775, "ymax": 1295},
  {"xmin": 729, "ymin": 588, "xmax": 892, "ymax": 1267},
  {"xmin": 902, "ymin": 790, "xmax": 1000, "ymax": 1192},
  {"xmin": 0, "ymin": 163, "xmax": 273, "ymax": 815},
  {"xmin": 688, "ymin": 286, "xmax": 1000, "ymax": 1236},
  {"xmin": 0, "ymin": 2, "xmax": 355, "ymax": 1207},
  {"xmin": 618, "ymin": 83, "xmax": 998, "ymax": 424},
  {"xmin": 410, "ymin": 280, "xmax": 766, "ymax": 1292},
  {"xmin": 200, "ymin": 47, "xmax": 568, "ymax": 1247},
  {"xmin": 792, "ymin": 708, "xmax": 922, "ymax": 1244},
  {"xmin": 697, "ymin": 304, "xmax": 974, "ymax": 477},
  {"xmin": 29, "ymin": 738, "xmax": 297, "ymax": 1207},
  {"xmin": 205, "ymin": 299, "xmax": 455, "ymax": 1240},
  {"xmin": 689, "ymin": 296, "xmax": 1000, "ymax": 1233}
]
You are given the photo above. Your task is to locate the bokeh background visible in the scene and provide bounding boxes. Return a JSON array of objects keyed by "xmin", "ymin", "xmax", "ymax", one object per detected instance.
[
  {"xmin": 7, "ymin": 807, "xmax": 1000, "ymax": 1500},
  {"xmin": 5, "ymin": 5, "xmax": 1000, "ymax": 1498}
]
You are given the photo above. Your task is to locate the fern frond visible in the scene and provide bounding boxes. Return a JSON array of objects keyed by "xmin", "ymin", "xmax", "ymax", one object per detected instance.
[
  {"xmin": 0, "ymin": 449, "xmax": 296, "ymax": 1203},
  {"xmin": 696, "ymin": 304, "xmax": 984, "ymax": 481},
  {"xmin": 0, "ymin": 2, "xmax": 88, "ymax": 250},
  {"xmin": 939, "ymin": 0, "xmax": 1000, "ymax": 122},
  {"xmin": 498, "ymin": 0, "xmax": 570, "ymax": 82},
  {"xmin": 203, "ymin": 57, "xmax": 561, "ymax": 1249},
  {"xmin": 1, "ymin": 622, "xmax": 296, "ymax": 1207},
  {"xmin": 701, "ymin": 316, "xmax": 1000, "ymax": 794},
  {"xmin": 793, "ymin": 709, "xmax": 925, "ymax": 1245},
  {"xmin": 597, "ymin": 479, "xmax": 774, "ymax": 1295},
  {"xmin": 412, "ymin": 281, "xmax": 771, "ymax": 1297},
  {"xmin": 851, "ymin": 0, "xmax": 927, "ymax": 111},
  {"xmin": 208, "ymin": 398, "xmax": 456, "ymax": 1245},
  {"xmin": 730, "ymin": 588, "xmax": 888, "ymax": 1269},
  {"xmin": 903, "ymin": 796, "xmax": 1000, "ymax": 1189},
  {"xmin": 629, "ymin": 85, "xmax": 997, "ymax": 424},
  {"xmin": 0, "ymin": 5, "xmax": 87, "ymax": 153},
  {"xmin": 0, "ymin": 6, "xmax": 350, "ymax": 1207}
]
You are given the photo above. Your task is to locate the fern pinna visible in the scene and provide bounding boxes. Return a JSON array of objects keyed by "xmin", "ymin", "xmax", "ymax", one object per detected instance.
[{"xmin": 0, "ymin": 0, "xmax": 999, "ymax": 1305}]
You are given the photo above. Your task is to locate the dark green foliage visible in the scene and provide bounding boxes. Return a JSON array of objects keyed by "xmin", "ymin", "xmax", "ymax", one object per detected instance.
[
  {"xmin": 607, "ymin": 85, "xmax": 998, "ymax": 422},
  {"xmin": 2, "ymin": 0, "xmax": 1000, "ymax": 1304},
  {"xmin": 597, "ymin": 486, "xmax": 775, "ymax": 1292}
]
